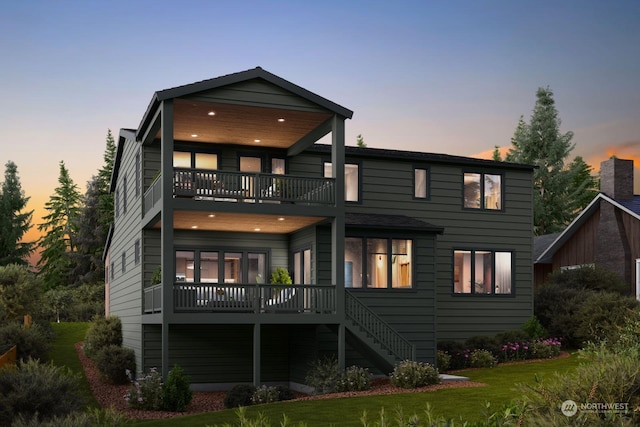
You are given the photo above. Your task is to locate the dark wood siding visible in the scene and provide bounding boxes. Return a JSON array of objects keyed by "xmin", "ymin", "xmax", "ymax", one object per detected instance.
[{"xmin": 552, "ymin": 207, "xmax": 599, "ymax": 269}]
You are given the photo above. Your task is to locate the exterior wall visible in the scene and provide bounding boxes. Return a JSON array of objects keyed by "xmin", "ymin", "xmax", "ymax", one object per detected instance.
[
  {"xmin": 620, "ymin": 208, "xmax": 640, "ymax": 292},
  {"xmin": 109, "ymin": 137, "xmax": 143, "ymax": 366},
  {"xmin": 552, "ymin": 207, "xmax": 599, "ymax": 269},
  {"xmin": 294, "ymin": 149, "xmax": 534, "ymax": 342}
]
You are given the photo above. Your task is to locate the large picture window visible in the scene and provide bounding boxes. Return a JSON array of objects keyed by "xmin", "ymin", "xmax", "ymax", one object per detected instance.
[
  {"xmin": 345, "ymin": 237, "xmax": 412, "ymax": 289},
  {"xmin": 175, "ymin": 250, "xmax": 266, "ymax": 284},
  {"xmin": 463, "ymin": 172, "xmax": 502, "ymax": 210},
  {"xmin": 453, "ymin": 249, "xmax": 512, "ymax": 294}
]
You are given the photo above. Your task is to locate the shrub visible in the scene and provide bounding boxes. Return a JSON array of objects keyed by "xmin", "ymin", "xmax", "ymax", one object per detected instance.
[
  {"xmin": 573, "ymin": 291, "xmax": 638, "ymax": 345},
  {"xmin": 498, "ymin": 341, "xmax": 531, "ymax": 362},
  {"xmin": 0, "ymin": 321, "xmax": 51, "ymax": 361},
  {"xmin": 530, "ymin": 338, "xmax": 562, "ymax": 359},
  {"xmin": 469, "ymin": 349, "xmax": 497, "ymax": 368},
  {"xmin": 436, "ymin": 350, "xmax": 451, "ymax": 372},
  {"xmin": 83, "ymin": 315, "xmax": 122, "ymax": 358},
  {"xmin": 162, "ymin": 364, "xmax": 193, "ymax": 412},
  {"xmin": 520, "ymin": 315, "xmax": 547, "ymax": 340},
  {"xmin": 95, "ymin": 345, "xmax": 136, "ymax": 384},
  {"xmin": 126, "ymin": 367, "xmax": 163, "ymax": 410},
  {"xmin": 337, "ymin": 365, "xmax": 371, "ymax": 392},
  {"xmin": 0, "ymin": 359, "xmax": 84, "ymax": 425},
  {"xmin": 389, "ymin": 360, "xmax": 440, "ymax": 388},
  {"xmin": 0, "ymin": 264, "xmax": 43, "ymax": 322},
  {"xmin": 464, "ymin": 335, "xmax": 500, "ymax": 356},
  {"xmin": 224, "ymin": 384, "xmax": 256, "ymax": 408},
  {"xmin": 275, "ymin": 384, "xmax": 295, "ymax": 401},
  {"xmin": 305, "ymin": 356, "xmax": 342, "ymax": 395},
  {"xmin": 494, "ymin": 329, "xmax": 530, "ymax": 345},
  {"xmin": 546, "ymin": 264, "xmax": 628, "ymax": 294},
  {"xmin": 11, "ymin": 408, "xmax": 126, "ymax": 427},
  {"xmin": 437, "ymin": 340, "xmax": 469, "ymax": 370},
  {"xmin": 251, "ymin": 385, "xmax": 280, "ymax": 405}
]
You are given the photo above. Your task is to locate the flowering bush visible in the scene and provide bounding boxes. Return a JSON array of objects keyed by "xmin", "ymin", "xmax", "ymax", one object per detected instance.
[
  {"xmin": 436, "ymin": 350, "xmax": 451, "ymax": 372},
  {"xmin": 530, "ymin": 337, "xmax": 562, "ymax": 359},
  {"xmin": 337, "ymin": 365, "xmax": 371, "ymax": 391},
  {"xmin": 498, "ymin": 341, "xmax": 531, "ymax": 362},
  {"xmin": 389, "ymin": 360, "xmax": 440, "ymax": 388},
  {"xmin": 251, "ymin": 385, "xmax": 280, "ymax": 405},
  {"xmin": 469, "ymin": 349, "xmax": 496, "ymax": 368},
  {"xmin": 125, "ymin": 367, "xmax": 163, "ymax": 410}
]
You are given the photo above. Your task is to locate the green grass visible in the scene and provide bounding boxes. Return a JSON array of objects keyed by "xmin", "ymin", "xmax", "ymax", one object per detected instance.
[
  {"xmin": 47, "ymin": 324, "xmax": 580, "ymax": 426},
  {"xmin": 131, "ymin": 355, "xmax": 580, "ymax": 427},
  {"xmin": 49, "ymin": 322, "xmax": 99, "ymax": 409}
]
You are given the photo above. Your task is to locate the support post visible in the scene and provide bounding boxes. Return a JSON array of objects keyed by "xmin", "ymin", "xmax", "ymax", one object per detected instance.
[{"xmin": 253, "ymin": 323, "xmax": 261, "ymax": 387}]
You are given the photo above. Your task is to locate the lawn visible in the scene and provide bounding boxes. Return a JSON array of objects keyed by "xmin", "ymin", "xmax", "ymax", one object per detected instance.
[{"xmin": 50, "ymin": 322, "xmax": 580, "ymax": 426}]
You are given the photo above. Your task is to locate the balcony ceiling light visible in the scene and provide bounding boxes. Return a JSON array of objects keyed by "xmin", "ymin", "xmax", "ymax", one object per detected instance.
[
  {"xmin": 207, "ymin": 111, "xmax": 216, "ymax": 116},
  {"xmin": 278, "ymin": 217, "xmax": 285, "ymax": 221},
  {"xmin": 207, "ymin": 214, "xmax": 216, "ymax": 218},
  {"xmin": 191, "ymin": 134, "xmax": 198, "ymax": 138},
  {"xmin": 191, "ymin": 225, "xmax": 198, "ymax": 229},
  {"xmin": 254, "ymin": 139, "xmax": 261, "ymax": 143},
  {"xmin": 254, "ymin": 227, "xmax": 261, "ymax": 232},
  {"xmin": 277, "ymin": 117, "xmax": 285, "ymax": 122}
]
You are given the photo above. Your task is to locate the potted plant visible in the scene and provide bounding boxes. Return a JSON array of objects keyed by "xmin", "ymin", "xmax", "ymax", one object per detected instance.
[{"xmin": 151, "ymin": 266, "xmax": 162, "ymax": 285}]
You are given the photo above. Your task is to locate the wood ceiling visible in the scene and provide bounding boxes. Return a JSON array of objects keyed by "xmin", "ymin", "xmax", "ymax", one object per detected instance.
[
  {"xmin": 155, "ymin": 211, "xmax": 327, "ymax": 234},
  {"xmin": 169, "ymin": 99, "xmax": 333, "ymax": 149}
]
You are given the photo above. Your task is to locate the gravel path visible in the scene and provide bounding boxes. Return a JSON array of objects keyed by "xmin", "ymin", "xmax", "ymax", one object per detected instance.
[{"xmin": 76, "ymin": 342, "xmax": 486, "ymax": 420}]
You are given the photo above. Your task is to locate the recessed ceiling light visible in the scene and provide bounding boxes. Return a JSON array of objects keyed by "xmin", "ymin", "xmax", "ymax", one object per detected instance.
[
  {"xmin": 254, "ymin": 139, "xmax": 261, "ymax": 143},
  {"xmin": 254, "ymin": 227, "xmax": 261, "ymax": 232},
  {"xmin": 277, "ymin": 118, "xmax": 285, "ymax": 122},
  {"xmin": 207, "ymin": 111, "xmax": 216, "ymax": 116},
  {"xmin": 191, "ymin": 134, "xmax": 198, "ymax": 138},
  {"xmin": 278, "ymin": 217, "xmax": 285, "ymax": 221},
  {"xmin": 191, "ymin": 225, "xmax": 198, "ymax": 229},
  {"xmin": 207, "ymin": 214, "xmax": 216, "ymax": 218}
]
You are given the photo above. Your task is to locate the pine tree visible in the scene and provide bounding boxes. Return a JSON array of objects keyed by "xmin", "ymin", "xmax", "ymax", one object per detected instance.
[
  {"xmin": 37, "ymin": 161, "xmax": 82, "ymax": 289},
  {"xmin": 97, "ymin": 129, "xmax": 116, "ymax": 231},
  {"xmin": 70, "ymin": 176, "xmax": 106, "ymax": 286},
  {"xmin": 500, "ymin": 87, "xmax": 599, "ymax": 235},
  {"xmin": 0, "ymin": 161, "xmax": 34, "ymax": 266}
]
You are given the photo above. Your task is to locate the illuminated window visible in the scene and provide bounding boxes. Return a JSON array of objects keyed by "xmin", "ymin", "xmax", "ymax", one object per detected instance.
[
  {"xmin": 414, "ymin": 168, "xmax": 428, "ymax": 199},
  {"xmin": 453, "ymin": 249, "xmax": 512, "ymax": 294},
  {"xmin": 345, "ymin": 237, "xmax": 412, "ymax": 289},
  {"xmin": 324, "ymin": 162, "xmax": 359, "ymax": 202}
]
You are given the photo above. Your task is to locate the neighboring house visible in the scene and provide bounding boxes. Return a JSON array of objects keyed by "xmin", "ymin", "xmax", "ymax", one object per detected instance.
[
  {"xmin": 104, "ymin": 67, "xmax": 535, "ymax": 390},
  {"xmin": 534, "ymin": 158, "xmax": 640, "ymax": 294}
]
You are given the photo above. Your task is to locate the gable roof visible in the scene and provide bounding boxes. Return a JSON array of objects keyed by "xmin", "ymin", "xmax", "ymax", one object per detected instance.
[
  {"xmin": 534, "ymin": 193, "xmax": 640, "ymax": 264},
  {"xmin": 136, "ymin": 67, "xmax": 353, "ymax": 141}
]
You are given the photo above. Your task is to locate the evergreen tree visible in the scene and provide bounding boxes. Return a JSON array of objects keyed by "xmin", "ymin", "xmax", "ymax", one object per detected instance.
[
  {"xmin": 97, "ymin": 130, "xmax": 116, "ymax": 231},
  {"xmin": 500, "ymin": 87, "xmax": 598, "ymax": 235},
  {"xmin": 70, "ymin": 176, "xmax": 106, "ymax": 286},
  {"xmin": 37, "ymin": 161, "xmax": 82, "ymax": 289},
  {"xmin": 0, "ymin": 161, "xmax": 34, "ymax": 266},
  {"xmin": 356, "ymin": 134, "xmax": 367, "ymax": 147}
]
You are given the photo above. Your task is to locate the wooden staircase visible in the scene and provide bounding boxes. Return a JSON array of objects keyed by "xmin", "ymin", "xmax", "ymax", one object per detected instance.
[{"xmin": 345, "ymin": 291, "xmax": 415, "ymax": 372}]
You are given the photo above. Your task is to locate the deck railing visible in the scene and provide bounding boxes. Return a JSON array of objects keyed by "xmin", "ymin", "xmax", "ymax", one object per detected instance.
[
  {"xmin": 173, "ymin": 168, "xmax": 335, "ymax": 205},
  {"xmin": 172, "ymin": 283, "xmax": 336, "ymax": 314},
  {"xmin": 345, "ymin": 291, "xmax": 415, "ymax": 361},
  {"xmin": 143, "ymin": 284, "xmax": 162, "ymax": 313},
  {"xmin": 143, "ymin": 176, "xmax": 162, "ymax": 215}
]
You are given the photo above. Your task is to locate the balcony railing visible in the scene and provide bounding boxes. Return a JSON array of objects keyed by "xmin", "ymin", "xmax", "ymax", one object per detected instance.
[
  {"xmin": 173, "ymin": 169, "xmax": 335, "ymax": 205},
  {"xmin": 172, "ymin": 283, "xmax": 336, "ymax": 314},
  {"xmin": 144, "ymin": 284, "xmax": 162, "ymax": 314}
]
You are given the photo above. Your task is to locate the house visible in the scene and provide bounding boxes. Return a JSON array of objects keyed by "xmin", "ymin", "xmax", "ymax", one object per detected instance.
[
  {"xmin": 105, "ymin": 67, "xmax": 535, "ymax": 390},
  {"xmin": 534, "ymin": 158, "xmax": 640, "ymax": 294}
]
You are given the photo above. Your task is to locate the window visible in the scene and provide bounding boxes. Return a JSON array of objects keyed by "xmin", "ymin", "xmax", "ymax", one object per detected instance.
[
  {"xmin": 453, "ymin": 249, "xmax": 512, "ymax": 294},
  {"xmin": 414, "ymin": 168, "xmax": 429, "ymax": 199},
  {"xmin": 110, "ymin": 262, "xmax": 114, "ymax": 280},
  {"xmin": 293, "ymin": 248, "xmax": 312, "ymax": 284},
  {"xmin": 175, "ymin": 249, "xmax": 266, "ymax": 284},
  {"xmin": 345, "ymin": 237, "xmax": 412, "ymax": 289},
  {"xmin": 174, "ymin": 151, "xmax": 218, "ymax": 169},
  {"xmin": 123, "ymin": 175, "xmax": 127, "ymax": 214},
  {"xmin": 134, "ymin": 240, "xmax": 140, "ymax": 265},
  {"xmin": 464, "ymin": 172, "xmax": 502, "ymax": 210},
  {"xmin": 121, "ymin": 252, "xmax": 126, "ymax": 273},
  {"xmin": 114, "ymin": 189, "xmax": 119, "ymax": 218},
  {"xmin": 271, "ymin": 158, "xmax": 285, "ymax": 175},
  {"xmin": 135, "ymin": 152, "xmax": 140, "ymax": 196},
  {"xmin": 324, "ymin": 162, "xmax": 360, "ymax": 202}
]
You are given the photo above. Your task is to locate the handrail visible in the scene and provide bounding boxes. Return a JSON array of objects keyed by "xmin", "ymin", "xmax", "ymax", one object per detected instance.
[
  {"xmin": 143, "ymin": 284, "xmax": 162, "ymax": 313},
  {"xmin": 172, "ymin": 283, "xmax": 336, "ymax": 314},
  {"xmin": 345, "ymin": 290, "xmax": 415, "ymax": 361},
  {"xmin": 173, "ymin": 168, "xmax": 335, "ymax": 205},
  {"xmin": 143, "ymin": 175, "xmax": 162, "ymax": 215}
]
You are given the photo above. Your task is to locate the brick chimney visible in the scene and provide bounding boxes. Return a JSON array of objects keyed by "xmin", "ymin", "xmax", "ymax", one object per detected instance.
[
  {"xmin": 600, "ymin": 158, "xmax": 634, "ymax": 200},
  {"xmin": 595, "ymin": 158, "xmax": 634, "ymax": 292}
]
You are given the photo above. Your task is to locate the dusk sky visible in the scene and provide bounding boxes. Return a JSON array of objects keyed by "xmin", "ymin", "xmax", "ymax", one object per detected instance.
[{"xmin": 1, "ymin": 0, "xmax": 639, "ymax": 246}]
